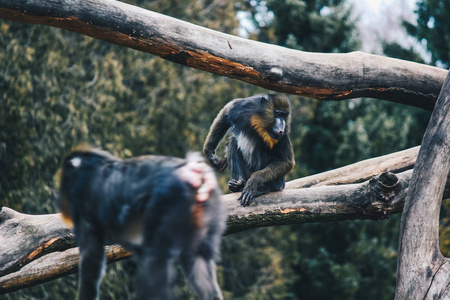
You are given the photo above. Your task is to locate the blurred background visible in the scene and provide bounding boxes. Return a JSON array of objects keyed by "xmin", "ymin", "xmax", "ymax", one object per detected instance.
[{"xmin": 1, "ymin": 0, "xmax": 449, "ymax": 299}]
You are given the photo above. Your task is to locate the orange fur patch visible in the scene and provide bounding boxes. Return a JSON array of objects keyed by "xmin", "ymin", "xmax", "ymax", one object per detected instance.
[
  {"xmin": 59, "ymin": 196, "xmax": 74, "ymax": 229},
  {"xmin": 61, "ymin": 212, "xmax": 74, "ymax": 229},
  {"xmin": 192, "ymin": 202, "xmax": 203, "ymax": 228},
  {"xmin": 251, "ymin": 115, "xmax": 278, "ymax": 149}
]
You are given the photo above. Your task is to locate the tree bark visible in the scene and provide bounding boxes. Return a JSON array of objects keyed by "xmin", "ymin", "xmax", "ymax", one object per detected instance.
[
  {"xmin": 285, "ymin": 146, "xmax": 419, "ymax": 189},
  {"xmin": 0, "ymin": 0, "xmax": 447, "ymax": 110},
  {"xmin": 225, "ymin": 171, "xmax": 409, "ymax": 234},
  {"xmin": 395, "ymin": 70, "xmax": 450, "ymax": 299},
  {"xmin": 0, "ymin": 208, "xmax": 131, "ymax": 293}
]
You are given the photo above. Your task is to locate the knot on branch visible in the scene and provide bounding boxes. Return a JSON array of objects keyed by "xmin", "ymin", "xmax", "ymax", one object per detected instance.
[
  {"xmin": 364, "ymin": 172, "xmax": 405, "ymax": 219},
  {"xmin": 266, "ymin": 67, "xmax": 284, "ymax": 81},
  {"xmin": 163, "ymin": 50, "xmax": 192, "ymax": 65},
  {"xmin": 370, "ymin": 172, "xmax": 400, "ymax": 201}
]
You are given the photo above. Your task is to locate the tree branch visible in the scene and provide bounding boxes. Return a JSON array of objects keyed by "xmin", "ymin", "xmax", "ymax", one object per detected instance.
[
  {"xmin": 0, "ymin": 0, "xmax": 447, "ymax": 110},
  {"xmin": 286, "ymin": 146, "xmax": 419, "ymax": 189},
  {"xmin": 395, "ymin": 70, "xmax": 450, "ymax": 299},
  {"xmin": 225, "ymin": 171, "xmax": 410, "ymax": 235}
]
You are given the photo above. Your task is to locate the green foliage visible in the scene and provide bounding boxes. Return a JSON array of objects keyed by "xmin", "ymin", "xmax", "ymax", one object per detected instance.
[
  {"xmin": 221, "ymin": 227, "xmax": 298, "ymax": 299},
  {"xmin": 239, "ymin": 0, "xmax": 360, "ymax": 52},
  {"xmin": 269, "ymin": 0, "xmax": 359, "ymax": 52},
  {"xmin": 404, "ymin": 0, "xmax": 450, "ymax": 67},
  {"xmin": 289, "ymin": 218, "xmax": 400, "ymax": 300},
  {"xmin": 382, "ymin": 42, "xmax": 425, "ymax": 64},
  {"xmin": 299, "ymin": 99, "xmax": 430, "ymax": 173},
  {"xmin": 440, "ymin": 198, "xmax": 450, "ymax": 256}
]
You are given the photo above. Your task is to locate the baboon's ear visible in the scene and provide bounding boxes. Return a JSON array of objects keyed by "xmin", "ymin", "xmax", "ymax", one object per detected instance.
[{"xmin": 260, "ymin": 95, "xmax": 269, "ymax": 106}]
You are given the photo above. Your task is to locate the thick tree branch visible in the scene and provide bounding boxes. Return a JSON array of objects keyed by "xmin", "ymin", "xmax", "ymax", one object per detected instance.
[
  {"xmin": 0, "ymin": 208, "xmax": 130, "ymax": 293},
  {"xmin": 395, "ymin": 70, "xmax": 450, "ymax": 299},
  {"xmin": 286, "ymin": 146, "xmax": 419, "ymax": 189},
  {"xmin": 0, "ymin": 0, "xmax": 447, "ymax": 110},
  {"xmin": 225, "ymin": 171, "xmax": 409, "ymax": 235}
]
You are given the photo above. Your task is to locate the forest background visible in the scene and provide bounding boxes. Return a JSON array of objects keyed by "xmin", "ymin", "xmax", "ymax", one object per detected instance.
[{"xmin": 1, "ymin": 0, "xmax": 449, "ymax": 299}]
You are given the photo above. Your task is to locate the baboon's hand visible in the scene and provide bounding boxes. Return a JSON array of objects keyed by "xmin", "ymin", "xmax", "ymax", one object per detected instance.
[{"xmin": 228, "ymin": 179, "xmax": 244, "ymax": 193}]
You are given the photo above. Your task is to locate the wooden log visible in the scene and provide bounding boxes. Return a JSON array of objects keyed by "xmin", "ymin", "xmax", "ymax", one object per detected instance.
[
  {"xmin": 0, "ymin": 245, "xmax": 130, "ymax": 294},
  {"xmin": 0, "ymin": 0, "xmax": 447, "ymax": 110},
  {"xmin": 225, "ymin": 171, "xmax": 410, "ymax": 234},
  {"xmin": 0, "ymin": 207, "xmax": 73, "ymax": 277},
  {"xmin": 286, "ymin": 146, "xmax": 420, "ymax": 189}
]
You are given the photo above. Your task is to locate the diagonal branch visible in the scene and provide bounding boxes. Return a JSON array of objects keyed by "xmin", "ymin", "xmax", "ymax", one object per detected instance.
[
  {"xmin": 286, "ymin": 146, "xmax": 420, "ymax": 189},
  {"xmin": 0, "ymin": 0, "xmax": 447, "ymax": 110}
]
